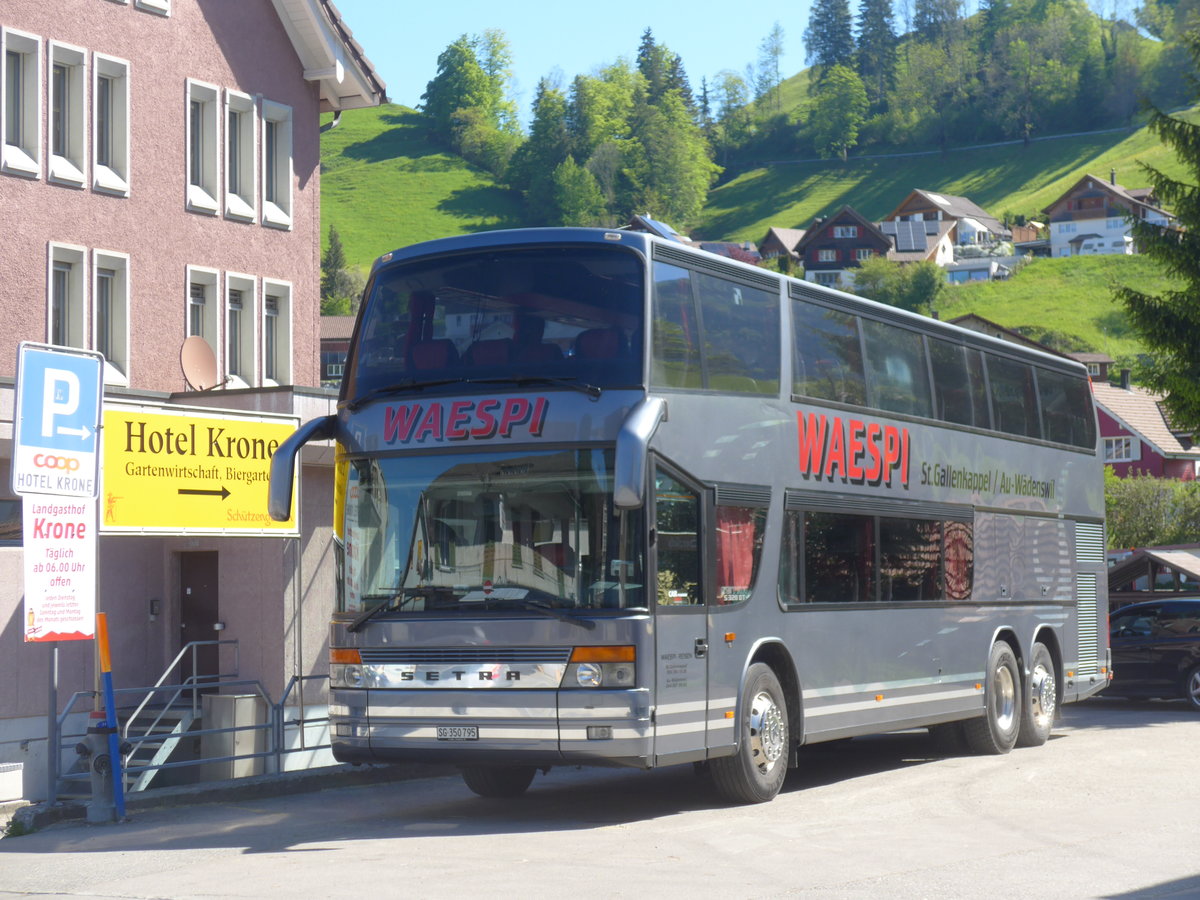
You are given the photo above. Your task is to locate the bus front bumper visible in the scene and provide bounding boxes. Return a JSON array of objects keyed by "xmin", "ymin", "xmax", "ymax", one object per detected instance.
[{"xmin": 330, "ymin": 687, "xmax": 653, "ymax": 768}]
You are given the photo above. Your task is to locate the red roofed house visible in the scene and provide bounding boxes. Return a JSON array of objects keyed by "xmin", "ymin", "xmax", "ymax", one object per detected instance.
[{"xmin": 1093, "ymin": 373, "xmax": 1200, "ymax": 480}]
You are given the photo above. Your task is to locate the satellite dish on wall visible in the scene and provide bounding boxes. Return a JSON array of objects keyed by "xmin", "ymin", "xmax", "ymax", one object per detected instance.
[{"xmin": 180, "ymin": 336, "xmax": 224, "ymax": 391}]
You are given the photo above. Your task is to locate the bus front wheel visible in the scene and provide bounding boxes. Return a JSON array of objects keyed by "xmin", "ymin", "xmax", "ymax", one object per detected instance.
[
  {"xmin": 460, "ymin": 765, "xmax": 537, "ymax": 798},
  {"xmin": 710, "ymin": 663, "xmax": 790, "ymax": 804},
  {"xmin": 963, "ymin": 641, "xmax": 1021, "ymax": 754}
]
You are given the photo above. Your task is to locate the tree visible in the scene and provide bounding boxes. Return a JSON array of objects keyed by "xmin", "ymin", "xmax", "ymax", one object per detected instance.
[
  {"xmin": 1115, "ymin": 31, "xmax": 1200, "ymax": 433},
  {"xmin": 807, "ymin": 65, "xmax": 868, "ymax": 161},
  {"xmin": 851, "ymin": 256, "xmax": 946, "ymax": 314},
  {"xmin": 855, "ymin": 0, "xmax": 897, "ymax": 110},
  {"xmin": 755, "ymin": 23, "xmax": 786, "ymax": 115},
  {"xmin": 507, "ymin": 79, "xmax": 571, "ymax": 222},
  {"xmin": 552, "ymin": 157, "xmax": 606, "ymax": 226},
  {"xmin": 1105, "ymin": 468, "xmax": 1200, "ymax": 549},
  {"xmin": 805, "ymin": 0, "xmax": 855, "ymax": 73},
  {"xmin": 913, "ymin": 0, "xmax": 962, "ymax": 44},
  {"xmin": 420, "ymin": 35, "xmax": 491, "ymax": 144},
  {"xmin": 626, "ymin": 90, "xmax": 720, "ymax": 229},
  {"xmin": 320, "ymin": 226, "xmax": 360, "ymax": 316}
]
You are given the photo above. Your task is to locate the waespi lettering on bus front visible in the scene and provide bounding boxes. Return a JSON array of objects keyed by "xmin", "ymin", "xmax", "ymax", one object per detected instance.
[{"xmin": 383, "ymin": 397, "xmax": 549, "ymax": 444}]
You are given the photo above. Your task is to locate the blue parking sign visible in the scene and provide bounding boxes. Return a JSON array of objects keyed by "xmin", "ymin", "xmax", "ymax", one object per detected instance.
[{"xmin": 12, "ymin": 343, "xmax": 104, "ymax": 498}]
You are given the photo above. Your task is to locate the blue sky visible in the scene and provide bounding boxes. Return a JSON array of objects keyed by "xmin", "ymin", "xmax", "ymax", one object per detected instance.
[{"xmin": 331, "ymin": 0, "xmax": 814, "ymax": 120}]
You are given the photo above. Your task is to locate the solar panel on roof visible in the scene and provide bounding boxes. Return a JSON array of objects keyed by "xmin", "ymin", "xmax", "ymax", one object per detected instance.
[{"xmin": 896, "ymin": 220, "xmax": 924, "ymax": 252}]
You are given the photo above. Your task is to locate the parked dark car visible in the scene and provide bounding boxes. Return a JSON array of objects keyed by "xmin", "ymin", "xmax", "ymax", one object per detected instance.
[{"xmin": 1108, "ymin": 599, "xmax": 1200, "ymax": 710}]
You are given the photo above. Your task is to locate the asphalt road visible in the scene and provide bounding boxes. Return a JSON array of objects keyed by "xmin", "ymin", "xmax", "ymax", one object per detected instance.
[{"xmin": 1, "ymin": 697, "xmax": 1197, "ymax": 899}]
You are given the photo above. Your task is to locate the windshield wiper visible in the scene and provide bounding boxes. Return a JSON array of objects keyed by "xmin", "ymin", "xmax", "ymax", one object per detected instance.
[
  {"xmin": 346, "ymin": 587, "xmax": 445, "ymax": 632},
  {"xmin": 348, "ymin": 374, "xmax": 601, "ymax": 411},
  {"xmin": 346, "ymin": 378, "xmax": 468, "ymax": 411}
]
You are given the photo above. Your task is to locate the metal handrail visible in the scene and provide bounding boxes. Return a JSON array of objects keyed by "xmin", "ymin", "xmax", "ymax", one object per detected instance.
[{"xmin": 123, "ymin": 640, "xmax": 240, "ymax": 734}]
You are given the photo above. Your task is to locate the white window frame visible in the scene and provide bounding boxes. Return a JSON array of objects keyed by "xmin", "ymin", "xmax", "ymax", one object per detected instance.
[
  {"xmin": 135, "ymin": 0, "xmax": 171, "ymax": 15},
  {"xmin": 93, "ymin": 249, "xmax": 130, "ymax": 385},
  {"xmin": 48, "ymin": 243, "xmax": 87, "ymax": 349},
  {"xmin": 1103, "ymin": 435, "xmax": 1138, "ymax": 463},
  {"xmin": 93, "ymin": 54, "xmax": 130, "ymax": 196},
  {"xmin": 833, "ymin": 225, "xmax": 858, "ymax": 239},
  {"xmin": 261, "ymin": 279, "xmax": 292, "ymax": 385},
  {"xmin": 817, "ymin": 248, "xmax": 837, "ymax": 262},
  {"xmin": 186, "ymin": 265, "xmax": 221, "ymax": 370},
  {"xmin": 186, "ymin": 79, "xmax": 219, "ymax": 214},
  {"xmin": 224, "ymin": 89, "xmax": 256, "ymax": 221},
  {"xmin": 855, "ymin": 248, "xmax": 873, "ymax": 261},
  {"xmin": 1086, "ymin": 362, "xmax": 1100, "ymax": 377},
  {"xmin": 225, "ymin": 273, "xmax": 257, "ymax": 388},
  {"xmin": 48, "ymin": 41, "xmax": 87, "ymax": 188},
  {"xmin": 2, "ymin": 28, "xmax": 41, "ymax": 178},
  {"xmin": 260, "ymin": 99, "xmax": 293, "ymax": 229}
]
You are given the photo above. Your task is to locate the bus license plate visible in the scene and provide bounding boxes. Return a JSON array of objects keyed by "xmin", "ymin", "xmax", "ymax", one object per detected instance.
[{"xmin": 437, "ymin": 726, "xmax": 478, "ymax": 741}]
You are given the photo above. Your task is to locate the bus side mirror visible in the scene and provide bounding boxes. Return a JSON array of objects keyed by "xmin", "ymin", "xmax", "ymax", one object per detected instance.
[
  {"xmin": 613, "ymin": 398, "xmax": 665, "ymax": 509},
  {"xmin": 268, "ymin": 415, "xmax": 337, "ymax": 521}
]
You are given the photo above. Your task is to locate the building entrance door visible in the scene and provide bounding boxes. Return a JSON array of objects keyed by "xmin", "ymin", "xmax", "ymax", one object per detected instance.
[{"xmin": 179, "ymin": 551, "xmax": 220, "ymax": 689}]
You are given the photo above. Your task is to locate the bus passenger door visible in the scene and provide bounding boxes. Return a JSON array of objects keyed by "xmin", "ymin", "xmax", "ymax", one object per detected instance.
[{"xmin": 651, "ymin": 467, "xmax": 709, "ymax": 763}]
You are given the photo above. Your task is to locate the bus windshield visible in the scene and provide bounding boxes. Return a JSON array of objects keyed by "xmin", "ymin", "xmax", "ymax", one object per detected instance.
[
  {"xmin": 342, "ymin": 449, "xmax": 646, "ymax": 614},
  {"xmin": 346, "ymin": 245, "xmax": 645, "ymax": 405}
]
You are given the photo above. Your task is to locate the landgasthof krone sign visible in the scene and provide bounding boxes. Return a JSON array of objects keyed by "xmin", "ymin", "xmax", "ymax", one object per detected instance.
[{"xmin": 101, "ymin": 402, "xmax": 299, "ymax": 535}]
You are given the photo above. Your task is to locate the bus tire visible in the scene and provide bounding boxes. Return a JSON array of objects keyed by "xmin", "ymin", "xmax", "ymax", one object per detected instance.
[
  {"xmin": 963, "ymin": 641, "xmax": 1021, "ymax": 755},
  {"xmin": 1017, "ymin": 642, "xmax": 1056, "ymax": 747},
  {"xmin": 460, "ymin": 765, "xmax": 537, "ymax": 798},
  {"xmin": 710, "ymin": 663, "xmax": 789, "ymax": 804}
]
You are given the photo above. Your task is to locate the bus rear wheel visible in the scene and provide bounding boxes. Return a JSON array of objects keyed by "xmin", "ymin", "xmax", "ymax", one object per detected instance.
[
  {"xmin": 710, "ymin": 663, "xmax": 790, "ymax": 804},
  {"xmin": 460, "ymin": 765, "xmax": 537, "ymax": 798},
  {"xmin": 963, "ymin": 641, "xmax": 1021, "ymax": 755},
  {"xmin": 1017, "ymin": 642, "xmax": 1056, "ymax": 747}
]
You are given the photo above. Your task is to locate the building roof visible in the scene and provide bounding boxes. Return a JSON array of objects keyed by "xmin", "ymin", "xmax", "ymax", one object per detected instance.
[
  {"xmin": 795, "ymin": 207, "xmax": 890, "ymax": 252},
  {"xmin": 1109, "ymin": 546, "xmax": 1200, "ymax": 592},
  {"xmin": 1068, "ymin": 352, "xmax": 1115, "ymax": 365},
  {"xmin": 1092, "ymin": 381, "xmax": 1200, "ymax": 460},
  {"xmin": 760, "ymin": 227, "xmax": 807, "ymax": 257},
  {"xmin": 888, "ymin": 190, "xmax": 1008, "ymax": 237},
  {"xmin": 320, "ymin": 315, "xmax": 357, "ymax": 341},
  {"xmin": 878, "ymin": 218, "xmax": 954, "ymax": 263},
  {"xmin": 1041, "ymin": 172, "xmax": 1171, "ymax": 220},
  {"xmin": 271, "ymin": 0, "xmax": 387, "ymax": 111}
]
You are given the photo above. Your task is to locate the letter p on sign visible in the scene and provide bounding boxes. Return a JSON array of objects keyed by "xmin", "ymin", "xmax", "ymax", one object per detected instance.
[{"xmin": 42, "ymin": 367, "xmax": 80, "ymax": 439}]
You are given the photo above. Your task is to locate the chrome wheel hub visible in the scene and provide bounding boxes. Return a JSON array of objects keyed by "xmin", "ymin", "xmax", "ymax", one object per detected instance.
[
  {"xmin": 1030, "ymin": 663, "xmax": 1056, "ymax": 724},
  {"xmin": 748, "ymin": 690, "xmax": 786, "ymax": 773},
  {"xmin": 994, "ymin": 664, "xmax": 1017, "ymax": 732}
]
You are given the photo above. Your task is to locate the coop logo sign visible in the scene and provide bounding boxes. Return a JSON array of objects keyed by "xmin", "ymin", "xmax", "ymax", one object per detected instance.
[
  {"xmin": 383, "ymin": 396, "xmax": 550, "ymax": 445},
  {"xmin": 796, "ymin": 410, "xmax": 911, "ymax": 489},
  {"xmin": 34, "ymin": 454, "xmax": 82, "ymax": 471}
]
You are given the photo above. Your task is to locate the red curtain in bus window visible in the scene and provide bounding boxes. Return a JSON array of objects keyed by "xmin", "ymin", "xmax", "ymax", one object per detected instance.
[{"xmin": 716, "ymin": 507, "xmax": 757, "ymax": 604}]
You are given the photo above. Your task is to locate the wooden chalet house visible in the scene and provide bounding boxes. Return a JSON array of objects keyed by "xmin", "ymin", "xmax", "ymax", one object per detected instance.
[
  {"xmin": 1043, "ymin": 171, "xmax": 1172, "ymax": 258},
  {"xmin": 795, "ymin": 207, "xmax": 890, "ymax": 288}
]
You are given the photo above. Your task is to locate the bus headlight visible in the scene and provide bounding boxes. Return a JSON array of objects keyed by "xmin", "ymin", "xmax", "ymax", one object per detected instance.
[
  {"xmin": 331, "ymin": 664, "xmax": 364, "ymax": 688},
  {"xmin": 566, "ymin": 646, "xmax": 636, "ymax": 688}
]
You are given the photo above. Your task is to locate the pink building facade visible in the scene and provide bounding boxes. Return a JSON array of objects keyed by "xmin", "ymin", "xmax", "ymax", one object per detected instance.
[{"xmin": 0, "ymin": 0, "xmax": 382, "ymax": 801}]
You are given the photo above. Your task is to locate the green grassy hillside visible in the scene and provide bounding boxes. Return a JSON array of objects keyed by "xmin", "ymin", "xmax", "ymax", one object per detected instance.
[
  {"xmin": 698, "ymin": 116, "xmax": 1193, "ymax": 243},
  {"xmin": 934, "ymin": 254, "xmax": 1177, "ymax": 364},
  {"xmin": 320, "ymin": 104, "xmax": 521, "ymax": 276}
]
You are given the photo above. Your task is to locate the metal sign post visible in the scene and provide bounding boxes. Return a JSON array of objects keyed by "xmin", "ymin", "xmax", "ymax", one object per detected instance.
[{"xmin": 12, "ymin": 343, "xmax": 103, "ymax": 806}]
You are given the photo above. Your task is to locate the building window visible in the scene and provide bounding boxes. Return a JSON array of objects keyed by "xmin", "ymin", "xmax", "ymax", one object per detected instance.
[
  {"xmin": 261, "ymin": 100, "xmax": 293, "ymax": 229},
  {"xmin": 817, "ymin": 249, "xmax": 837, "ymax": 262},
  {"xmin": 226, "ymin": 273, "xmax": 256, "ymax": 387},
  {"xmin": 93, "ymin": 54, "xmax": 129, "ymax": 195},
  {"xmin": 1086, "ymin": 363, "xmax": 1100, "ymax": 377},
  {"xmin": 262, "ymin": 280, "xmax": 292, "ymax": 384},
  {"xmin": 1104, "ymin": 436, "xmax": 1136, "ymax": 463},
  {"xmin": 225, "ymin": 90, "xmax": 256, "ymax": 220},
  {"xmin": 186, "ymin": 80, "xmax": 219, "ymax": 214},
  {"xmin": 855, "ymin": 248, "xmax": 873, "ymax": 261},
  {"xmin": 48, "ymin": 244, "xmax": 87, "ymax": 348},
  {"xmin": 186, "ymin": 266, "xmax": 220, "ymax": 367},
  {"xmin": 48, "ymin": 42, "xmax": 86, "ymax": 187},
  {"xmin": 1058, "ymin": 222, "xmax": 1077, "ymax": 234},
  {"xmin": 2, "ymin": 28, "xmax": 41, "ymax": 178},
  {"xmin": 94, "ymin": 250, "xmax": 130, "ymax": 384},
  {"xmin": 833, "ymin": 225, "xmax": 858, "ymax": 238},
  {"xmin": 813, "ymin": 271, "xmax": 840, "ymax": 287}
]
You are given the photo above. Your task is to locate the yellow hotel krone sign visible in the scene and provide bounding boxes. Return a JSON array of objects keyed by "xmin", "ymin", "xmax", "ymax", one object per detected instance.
[{"xmin": 101, "ymin": 402, "xmax": 299, "ymax": 535}]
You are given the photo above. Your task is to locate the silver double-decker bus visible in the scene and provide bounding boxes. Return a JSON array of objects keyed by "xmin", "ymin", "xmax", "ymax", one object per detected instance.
[{"xmin": 270, "ymin": 227, "xmax": 1110, "ymax": 803}]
